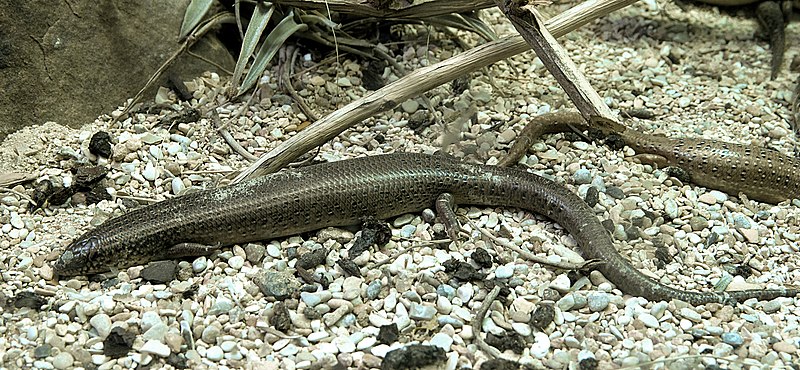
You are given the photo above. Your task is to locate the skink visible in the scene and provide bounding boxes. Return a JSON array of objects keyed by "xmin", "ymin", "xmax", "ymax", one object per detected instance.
[
  {"xmin": 54, "ymin": 152, "xmax": 799, "ymax": 305},
  {"xmin": 499, "ymin": 110, "xmax": 800, "ymax": 203}
]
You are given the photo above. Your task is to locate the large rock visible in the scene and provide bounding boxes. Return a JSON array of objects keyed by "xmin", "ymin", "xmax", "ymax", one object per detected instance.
[{"xmin": 0, "ymin": 1, "xmax": 234, "ymax": 140}]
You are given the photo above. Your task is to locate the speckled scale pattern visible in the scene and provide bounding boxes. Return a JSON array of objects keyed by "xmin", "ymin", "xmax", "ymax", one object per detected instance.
[
  {"xmin": 53, "ymin": 153, "xmax": 799, "ymax": 304},
  {"xmin": 624, "ymin": 132, "xmax": 800, "ymax": 203}
]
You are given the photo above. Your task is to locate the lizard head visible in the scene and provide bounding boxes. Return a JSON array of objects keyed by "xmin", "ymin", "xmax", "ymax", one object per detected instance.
[{"xmin": 53, "ymin": 236, "xmax": 106, "ymax": 276}]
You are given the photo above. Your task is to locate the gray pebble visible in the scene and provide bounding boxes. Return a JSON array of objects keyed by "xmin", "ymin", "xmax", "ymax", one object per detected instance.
[
  {"xmin": 721, "ymin": 332, "xmax": 744, "ymax": 347},
  {"xmin": 142, "ymin": 162, "xmax": 158, "ymax": 181},
  {"xmin": 573, "ymin": 169, "xmax": 592, "ymax": 184},
  {"xmin": 245, "ymin": 244, "xmax": 266, "ymax": 264},
  {"xmin": 664, "ymin": 199, "xmax": 679, "ymax": 219},
  {"xmin": 638, "ymin": 313, "xmax": 659, "ymax": 328},
  {"xmin": 400, "ymin": 224, "xmax": 417, "ymax": 238},
  {"xmin": 301, "ymin": 291, "xmax": 333, "ymax": 307},
  {"xmin": 557, "ymin": 294, "xmax": 575, "ymax": 311},
  {"xmin": 762, "ymin": 299, "xmax": 782, "ymax": 313},
  {"xmin": 409, "ymin": 303, "xmax": 437, "ymax": 320},
  {"xmin": 605, "ymin": 186, "xmax": 625, "ymax": 199},
  {"xmin": 208, "ymin": 297, "xmax": 234, "ymax": 316},
  {"xmin": 366, "ymin": 280, "xmax": 382, "ymax": 299},
  {"xmin": 255, "ymin": 270, "xmax": 300, "ymax": 300},
  {"xmin": 401, "ymin": 100, "xmax": 419, "ymax": 113},
  {"xmin": 192, "ymin": 256, "xmax": 208, "ymax": 272},
  {"xmin": 591, "ymin": 176, "xmax": 606, "ymax": 192},
  {"xmin": 436, "ymin": 284, "xmax": 456, "ymax": 299},
  {"xmin": 732, "ymin": 213, "xmax": 751, "ymax": 229},
  {"xmin": 201, "ymin": 325, "xmax": 221, "ymax": 344},
  {"xmin": 689, "ymin": 216, "xmax": 709, "ymax": 231},
  {"xmin": 494, "ymin": 264, "xmax": 515, "ymax": 279},
  {"xmin": 206, "ymin": 345, "xmax": 224, "ymax": 361},
  {"xmin": 89, "ymin": 314, "xmax": 112, "ymax": 339},
  {"xmin": 393, "ymin": 214, "xmax": 415, "ymax": 227},
  {"xmin": 51, "ymin": 352, "xmax": 74, "ymax": 370},
  {"xmin": 228, "ymin": 255, "xmax": 245, "ymax": 270},
  {"xmin": 171, "ymin": 177, "xmax": 185, "ymax": 195},
  {"xmin": 572, "ymin": 141, "xmax": 590, "ymax": 150},
  {"xmin": 587, "ymin": 292, "xmax": 609, "ymax": 312},
  {"xmin": 437, "ymin": 315, "xmax": 464, "ymax": 328}
]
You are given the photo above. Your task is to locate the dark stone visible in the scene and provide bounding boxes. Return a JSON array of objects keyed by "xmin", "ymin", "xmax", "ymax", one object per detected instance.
[
  {"xmin": 377, "ymin": 323, "xmax": 399, "ymax": 344},
  {"xmin": 140, "ymin": 260, "xmax": 178, "ymax": 283},
  {"xmin": 578, "ymin": 357, "xmax": 599, "ymax": 370},
  {"xmin": 408, "ymin": 110, "xmax": 430, "ymax": 131},
  {"xmin": 605, "ymin": 186, "xmax": 625, "ymax": 200},
  {"xmin": 270, "ymin": 302, "xmax": 292, "ymax": 332},
  {"xmin": 13, "ymin": 291, "xmax": 47, "ymax": 310},
  {"xmin": 480, "ymin": 358, "xmax": 534, "ymax": 370},
  {"xmin": 88, "ymin": 131, "xmax": 113, "ymax": 158},
  {"xmin": 442, "ymin": 259, "xmax": 486, "ymax": 281},
  {"xmin": 485, "ymin": 332, "xmax": 526, "ymax": 354},
  {"xmin": 303, "ymin": 306, "xmax": 322, "ymax": 320},
  {"xmin": 530, "ymin": 303, "xmax": 555, "ymax": 330},
  {"xmin": 381, "ymin": 344, "xmax": 445, "ymax": 370},
  {"xmin": 296, "ymin": 247, "xmax": 329, "ymax": 270},
  {"xmin": 33, "ymin": 344, "xmax": 52, "ymax": 359},
  {"xmin": 337, "ymin": 259, "xmax": 361, "ymax": 278},
  {"xmin": 471, "ymin": 248, "xmax": 493, "ymax": 269},
  {"xmin": 350, "ymin": 218, "xmax": 391, "ymax": 257},
  {"xmin": 104, "ymin": 327, "xmax": 134, "ymax": 359},
  {"xmin": 584, "ymin": 186, "xmax": 599, "ymax": 208},
  {"xmin": 621, "ymin": 108, "xmax": 655, "ymax": 119}
]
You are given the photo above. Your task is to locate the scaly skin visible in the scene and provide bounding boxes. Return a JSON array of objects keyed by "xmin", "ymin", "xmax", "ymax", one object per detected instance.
[
  {"xmin": 54, "ymin": 153, "xmax": 799, "ymax": 305},
  {"xmin": 500, "ymin": 110, "xmax": 800, "ymax": 204}
]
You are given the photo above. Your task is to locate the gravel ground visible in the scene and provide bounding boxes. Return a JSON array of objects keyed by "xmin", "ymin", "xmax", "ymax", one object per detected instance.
[{"xmin": 1, "ymin": 2, "xmax": 800, "ymax": 369}]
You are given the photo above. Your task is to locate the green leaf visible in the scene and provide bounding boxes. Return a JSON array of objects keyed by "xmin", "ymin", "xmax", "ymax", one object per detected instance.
[
  {"xmin": 237, "ymin": 12, "xmax": 308, "ymax": 97},
  {"xmin": 180, "ymin": 0, "xmax": 215, "ymax": 39},
  {"xmin": 231, "ymin": 2, "xmax": 274, "ymax": 90}
]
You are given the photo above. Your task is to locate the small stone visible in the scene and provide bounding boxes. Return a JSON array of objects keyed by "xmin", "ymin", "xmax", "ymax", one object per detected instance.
[
  {"xmin": 208, "ymin": 297, "xmax": 234, "ymax": 316},
  {"xmin": 550, "ymin": 274, "xmax": 571, "ymax": 292},
  {"xmin": 587, "ymin": 292, "xmax": 609, "ymax": 312},
  {"xmin": 698, "ymin": 193, "xmax": 717, "ymax": 204},
  {"xmin": 430, "ymin": 332, "xmax": 453, "ymax": 351},
  {"xmin": 142, "ymin": 162, "xmax": 158, "ymax": 181},
  {"xmin": 171, "ymin": 177, "xmax": 185, "ymax": 195},
  {"xmin": 497, "ymin": 129, "xmax": 517, "ymax": 144},
  {"xmin": 206, "ymin": 345, "xmax": 224, "ymax": 361},
  {"xmin": 689, "ymin": 216, "xmax": 709, "ymax": 231},
  {"xmin": 409, "ymin": 303, "xmax": 437, "ymax": 320},
  {"xmin": 680, "ymin": 307, "xmax": 702, "ymax": 322},
  {"xmin": 192, "ymin": 256, "xmax": 208, "ymax": 272},
  {"xmin": 401, "ymin": 100, "xmax": 419, "ymax": 113},
  {"xmin": 255, "ymin": 270, "xmax": 300, "ymax": 300},
  {"xmin": 762, "ymin": 299, "xmax": 782, "ymax": 313},
  {"xmin": 494, "ymin": 264, "xmax": 515, "ymax": 279},
  {"xmin": 90, "ymin": 314, "xmax": 112, "ymax": 339},
  {"xmin": 140, "ymin": 261, "xmax": 178, "ymax": 283},
  {"xmin": 245, "ymin": 244, "xmax": 266, "ymax": 264},
  {"xmin": 638, "ymin": 313, "xmax": 659, "ymax": 328},
  {"xmin": 740, "ymin": 228, "xmax": 759, "ymax": 243},
  {"xmin": 664, "ymin": 199, "xmax": 679, "ymax": 219},
  {"xmin": 140, "ymin": 340, "xmax": 171, "ymax": 357},
  {"xmin": 393, "ymin": 214, "xmax": 414, "ymax": 227},
  {"xmin": 52, "ymin": 352, "xmax": 74, "ymax": 370},
  {"xmin": 228, "ymin": 255, "xmax": 245, "ymax": 270},
  {"xmin": 605, "ymin": 186, "xmax": 625, "ymax": 199},
  {"xmin": 773, "ymin": 341, "xmax": 797, "ymax": 353},
  {"xmin": 201, "ymin": 325, "xmax": 221, "ymax": 344},
  {"xmin": 721, "ymin": 332, "xmax": 743, "ymax": 347},
  {"xmin": 573, "ymin": 169, "xmax": 592, "ymax": 184},
  {"xmin": 530, "ymin": 332, "xmax": 551, "ymax": 358}
]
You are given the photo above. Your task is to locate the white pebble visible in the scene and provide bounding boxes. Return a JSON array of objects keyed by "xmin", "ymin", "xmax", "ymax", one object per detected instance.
[
  {"xmin": 206, "ymin": 345, "xmax": 224, "ymax": 361},
  {"xmin": 142, "ymin": 161, "xmax": 158, "ymax": 181},
  {"xmin": 430, "ymin": 332, "xmax": 454, "ymax": 351},
  {"xmin": 530, "ymin": 332, "xmax": 551, "ymax": 358},
  {"xmin": 228, "ymin": 255, "xmax": 244, "ymax": 270},
  {"xmin": 141, "ymin": 340, "xmax": 171, "ymax": 357}
]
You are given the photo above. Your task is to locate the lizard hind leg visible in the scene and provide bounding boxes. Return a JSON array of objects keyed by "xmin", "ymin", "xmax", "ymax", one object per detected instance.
[{"xmin": 435, "ymin": 193, "xmax": 462, "ymax": 242}]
